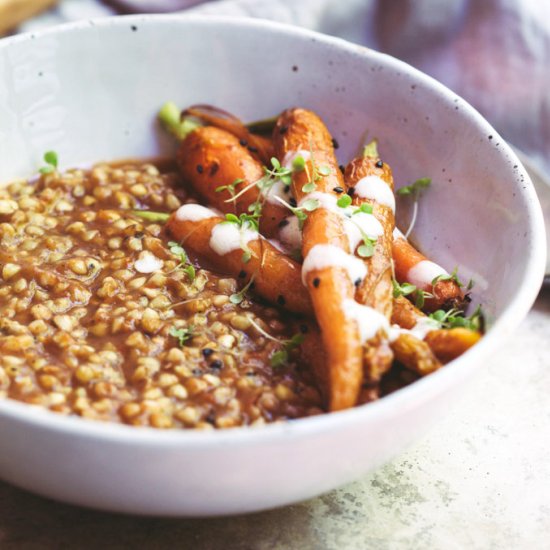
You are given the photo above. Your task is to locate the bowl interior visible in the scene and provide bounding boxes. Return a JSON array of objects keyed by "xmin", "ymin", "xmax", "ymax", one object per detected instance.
[{"xmin": 0, "ymin": 16, "xmax": 542, "ymax": 326}]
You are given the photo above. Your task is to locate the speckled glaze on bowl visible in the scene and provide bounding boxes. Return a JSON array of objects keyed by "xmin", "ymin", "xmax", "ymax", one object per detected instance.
[{"xmin": 0, "ymin": 15, "xmax": 545, "ymax": 516}]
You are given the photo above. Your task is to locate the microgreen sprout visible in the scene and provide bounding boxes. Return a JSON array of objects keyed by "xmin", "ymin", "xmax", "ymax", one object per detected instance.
[
  {"xmin": 274, "ymin": 196, "xmax": 319, "ymax": 229},
  {"xmin": 215, "ymin": 178, "xmax": 244, "ymax": 201},
  {"xmin": 337, "ymin": 194, "xmax": 353, "ymax": 209},
  {"xmin": 169, "ymin": 325, "xmax": 195, "ymax": 346},
  {"xmin": 396, "ymin": 177, "xmax": 432, "ymax": 239},
  {"xmin": 158, "ymin": 101, "xmax": 202, "ymax": 141},
  {"xmin": 245, "ymin": 318, "xmax": 304, "ymax": 367},
  {"xmin": 299, "ymin": 150, "xmax": 331, "ymax": 194},
  {"xmin": 392, "ymin": 277, "xmax": 432, "ymax": 308},
  {"xmin": 357, "ymin": 237, "xmax": 377, "ymax": 258},
  {"xmin": 223, "ymin": 212, "xmax": 261, "ymax": 232},
  {"xmin": 270, "ymin": 333, "xmax": 305, "ymax": 367},
  {"xmin": 429, "ymin": 305, "xmax": 484, "ymax": 332},
  {"xmin": 362, "ymin": 139, "xmax": 379, "ymax": 159},
  {"xmin": 39, "ymin": 151, "xmax": 59, "ymax": 175},
  {"xmin": 168, "ymin": 241, "xmax": 196, "ymax": 281},
  {"xmin": 353, "ymin": 203, "xmax": 374, "ymax": 215},
  {"xmin": 229, "ymin": 275, "xmax": 256, "ymax": 305},
  {"xmin": 413, "ymin": 289, "xmax": 433, "ymax": 310},
  {"xmin": 132, "ymin": 210, "xmax": 170, "ymax": 223},
  {"xmin": 222, "ymin": 213, "xmax": 260, "ymax": 263},
  {"xmin": 392, "ymin": 280, "xmax": 418, "ymax": 298},
  {"xmin": 431, "ymin": 267, "xmax": 464, "ymax": 288}
]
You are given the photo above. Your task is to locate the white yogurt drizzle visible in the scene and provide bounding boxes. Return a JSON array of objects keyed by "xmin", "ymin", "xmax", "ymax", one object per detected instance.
[
  {"xmin": 388, "ymin": 316, "xmax": 440, "ymax": 343},
  {"xmin": 344, "ymin": 212, "xmax": 385, "ymax": 251},
  {"xmin": 342, "ymin": 299, "xmax": 390, "ymax": 343},
  {"xmin": 301, "ymin": 244, "xmax": 367, "ymax": 285},
  {"xmin": 354, "ymin": 175, "xmax": 395, "ymax": 212},
  {"xmin": 134, "ymin": 251, "xmax": 163, "ymax": 274},
  {"xmin": 282, "ymin": 149, "xmax": 311, "ymax": 169},
  {"xmin": 264, "ymin": 177, "xmax": 292, "ymax": 205},
  {"xmin": 407, "ymin": 260, "xmax": 448, "ymax": 290},
  {"xmin": 209, "ymin": 222, "xmax": 258, "ymax": 256},
  {"xmin": 175, "ymin": 203, "xmax": 217, "ymax": 222},
  {"xmin": 279, "ymin": 215, "xmax": 302, "ymax": 252},
  {"xmin": 299, "ymin": 191, "xmax": 339, "ymax": 213}
]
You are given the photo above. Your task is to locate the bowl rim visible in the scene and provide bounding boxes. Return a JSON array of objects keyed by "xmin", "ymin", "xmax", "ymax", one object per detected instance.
[{"xmin": 0, "ymin": 13, "xmax": 545, "ymax": 447}]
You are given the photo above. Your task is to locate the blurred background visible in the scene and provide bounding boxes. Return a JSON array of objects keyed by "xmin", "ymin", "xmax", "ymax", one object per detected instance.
[{"xmin": 3, "ymin": 0, "xmax": 550, "ymax": 185}]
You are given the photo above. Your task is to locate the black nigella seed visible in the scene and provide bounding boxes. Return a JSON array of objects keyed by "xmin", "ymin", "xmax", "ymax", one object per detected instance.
[
  {"xmin": 289, "ymin": 198, "xmax": 297, "ymax": 207},
  {"xmin": 348, "ymin": 186, "xmax": 356, "ymax": 196},
  {"xmin": 131, "ymin": 25, "xmax": 137, "ymax": 32},
  {"xmin": 354, "ymin": 278, "xmax": 361, "ymax": 287},
  {"xmin": 192, "ymin": 368, "xmax": 202, "ymax": 376},
  {"xmin": 332, "ymin": 138, "xmax": 339, "ymax": 149},
  {"xmin": 239, "ymin": 138, "xmax": 248, "ymax": 146},
  {"xmin": 209, "ymin": 162, "xmax": 219, "ymax": 176},
  {"xmin": 238, "ymin": 269, "xmax": 247, "ymax": 278},
  {"xmin": 248, "ymin": 146, "xmax": 258, "ymax": 153},
  {"xmin": 210, "ymin": 360, "xmax": 223, "ymax": 369},
  {"xmin": 376, "ymin": 160, "xmax": 384, "ymax": 168},
  {"xmin": 488, "ymin": 135, "xmax": 493, "ymax": 140},
  {"xmin": 292, "ymin": 65, "xmax": 298, "ymax": 72},
  {"xmin": 196, "ymin": 164, "xmax": 204, "ymax": 174},
  {"xmin": 202, "ymin": 348, "xmax": 214, "ymax": 358},
  {"xmin": 284, "ymin": 184, "xmax": 290, "ymax": 193},
  {"xmin": 278, "ymin": 219, "xmax": 290, "ymax": 228},
  {"xmin": 339, "ymin": 165, "xmax": 345, "ymax": 174},
  {"xmin": 313, "ymin": 277, "xmax": 320, "ymax": 288},
  {"xmin": 249, "ymin": 282, "xmax": 256, "ymax": 290},
  {"xmin": 333, "ymin": 186, "xmax": 344, "ymax": 194},
  {"xmin": 300, "ymin": 324, "xmax": 309, "ymax": 334},
  {"xmin": 279, "ymin": 126, "xmax": 288, "ymax": 135},
  {"xmin": 277, "ymin": 295, "xmax": 286, "ymax": 306}
]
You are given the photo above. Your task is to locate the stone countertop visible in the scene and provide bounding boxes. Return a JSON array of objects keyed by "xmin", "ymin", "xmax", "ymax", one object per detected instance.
[{"xmin": 0, "ymin": 291, "xmax": 549, "ymax": 550}]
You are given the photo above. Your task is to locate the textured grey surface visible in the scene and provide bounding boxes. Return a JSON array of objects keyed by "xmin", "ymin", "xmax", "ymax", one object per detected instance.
[{"xmin": 0, "ymin": 291, "xmax": 549, "ymax": 550}]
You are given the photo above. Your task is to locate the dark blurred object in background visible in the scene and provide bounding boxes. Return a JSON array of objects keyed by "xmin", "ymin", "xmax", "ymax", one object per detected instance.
[{"xmin": 102, "ymin": 0, "xmax": 212, "ymax": 13}]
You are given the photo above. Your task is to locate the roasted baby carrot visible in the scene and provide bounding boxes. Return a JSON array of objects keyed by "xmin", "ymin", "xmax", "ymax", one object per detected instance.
[
  {"xmin": 177, "ymin": 126, "xmax": 289, "ymax": 238},
  {"xmin": 273, "ymin": 107, "xmax": 364, "ymax": 411},
  {"xmin": 344, "ymin": 142, "xmax": 395, "ymax": 381},
  {"xmin": 392, "ymin": 229, "xmax": 466, "ymax": 313},
  {"xmin": 391, "ymin": 296, "xmax": 480, "ymax": 364},
  {"xmin": 166, "ymin": 204, "xmax": 312, "ymax": 316}
]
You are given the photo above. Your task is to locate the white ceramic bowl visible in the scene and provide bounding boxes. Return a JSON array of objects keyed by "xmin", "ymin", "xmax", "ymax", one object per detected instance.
[{"xmin": 0, "ymin": 15, "xmax": 545, "ymax": 516}]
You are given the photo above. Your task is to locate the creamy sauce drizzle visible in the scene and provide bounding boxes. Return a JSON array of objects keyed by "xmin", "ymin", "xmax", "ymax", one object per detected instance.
[
  {"xmin": 344, "ymin": 212, "xmax": 385, "ymax": 251},
  {"xmin": 209, "ymin": 222, "xmax": 258, "ymax": 256},
  {"xmin": 355, "ymin": 175, "xmax": 395, "ymax": 212},
  {"xmin": 264, "ymin": 178, "xmax": 291, "ymax": 205},
  {"xmin": 299, "ymin": 191, "xmax": 339, "ymax": 213},
  {"xmin": 279, "ymin": 216, "xmax": 302, "ymax": 252},
  {"xmin": 134, "ymin": 251, "xmax": 163, "ymax": 274},
  {"xmin": 342, "ymin": 299, "xmax": 390, "ymax": 343},
  {"xmin": 407, "ymin": 260, "xmax": 448, "ymax": 290},
  {"xmin": 388, "ymin": 316, "xmax": 440, "ymax": 342},
  {"xmin": 175, "ymin": 203, "xmax": 217, "ymax": 222},
  {"xmin": 301, "ymin": 244, "xmax": 367, "ymax": 285}
]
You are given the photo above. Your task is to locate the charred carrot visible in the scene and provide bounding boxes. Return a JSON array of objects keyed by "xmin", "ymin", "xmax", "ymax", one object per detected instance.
[
  {"xmin": 177, "ymin": 127, "xmax": 290, "ymax": 239},
  {"xmin": 392, "ymin": 229, "xmax": 466, "ymax": 312},
  {"xmin": 166, "ymin": 204, "xmax": 312, "ymax": 316},
  {"xmin": 273, "ymin": 107, "xmax": 365, "ymax": 411},
  {"xmin": 391, "ymin": 296, "xmax": 480, "ymax": 364},
  {"xmin": 344, "ymin": 141, "xmax": 395, "ymax": 382},
  {"xmin": 180, "ymin": 104, "xmax": 274, "ymax": 164}
]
